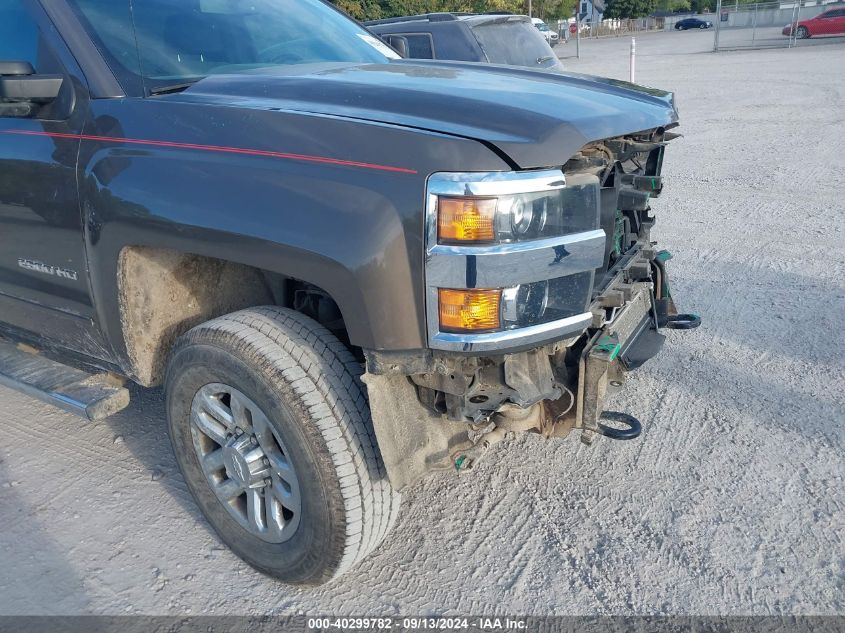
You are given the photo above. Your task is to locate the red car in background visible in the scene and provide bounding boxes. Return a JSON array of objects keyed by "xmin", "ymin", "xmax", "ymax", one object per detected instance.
[{"xmin": 783, "ymin": 6, "xmax": 845, "ymax": 38}]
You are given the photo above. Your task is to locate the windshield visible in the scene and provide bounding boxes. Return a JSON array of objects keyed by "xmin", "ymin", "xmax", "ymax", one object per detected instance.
[
  {"xmin": 536, "ymin": 23, "xmax": 550, "ymax": 31},
  {"xmin": 472, "ymin": 20, "xmax": 563, "ymax": 71},
  {"xmin": 68, "ymin": 0, "xmax": 398, "ymax": 91}
]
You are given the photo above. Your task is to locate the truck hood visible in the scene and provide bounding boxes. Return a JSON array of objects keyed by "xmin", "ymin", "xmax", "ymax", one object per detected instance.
[{"xmin": 181, "ymin": 60, "xmax": 678, "ymax": 169}]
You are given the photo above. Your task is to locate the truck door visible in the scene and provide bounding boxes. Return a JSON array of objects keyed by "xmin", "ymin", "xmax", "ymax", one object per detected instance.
[{"xmin": 0, "ymin": 1, "xmax": 106, "ymax": 358}]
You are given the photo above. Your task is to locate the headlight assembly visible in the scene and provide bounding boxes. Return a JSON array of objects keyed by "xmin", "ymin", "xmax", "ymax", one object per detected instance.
[
  {"xmin": 425, "ymin": 169, "xmax": 605, "ymax": 349},
  {"xmin": 433, "ymin": 172, "xmax": 600, "ymax": 245}
]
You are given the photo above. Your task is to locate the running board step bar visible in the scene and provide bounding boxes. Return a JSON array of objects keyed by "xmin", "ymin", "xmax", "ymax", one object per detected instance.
[{"xmin": 0, "ymin": 339, "xmax": 129, "ymax": 421}]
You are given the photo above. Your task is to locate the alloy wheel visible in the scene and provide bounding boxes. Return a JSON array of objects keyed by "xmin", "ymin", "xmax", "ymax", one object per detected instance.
[{"xmin": 189, "ymin": 383, "xmax": 302, "ymax": 543}]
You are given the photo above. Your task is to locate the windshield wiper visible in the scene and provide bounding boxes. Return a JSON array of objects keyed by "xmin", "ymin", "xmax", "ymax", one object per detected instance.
[
  {"xmin": 148, "ymin": 79, "xmax": 203, "ymax": 96},
  {"xmin": 537, "ymin": 56, "xmax": 555, "ymax": 64}
]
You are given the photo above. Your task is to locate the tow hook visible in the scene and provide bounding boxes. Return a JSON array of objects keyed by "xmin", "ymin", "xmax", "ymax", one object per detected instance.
[
  {"xmin": 652, "ymin": 250, "xmax": 702, "ymax": 331},
  {"xmin": 661, "ymin": 313, "xmax": 702, "ymax": 330},
  {"xmin": 597, "ymin": 411, "xmax": 642, "ymax": 440}
]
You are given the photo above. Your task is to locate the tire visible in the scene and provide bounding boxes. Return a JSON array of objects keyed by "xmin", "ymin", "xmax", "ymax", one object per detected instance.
[
  {"xmin": 165, "ymin": 306, "xmax": 400, "ymax": 585},
  {"xmin": 796, "ymin": 26, "xmax": 809, "ymax": 39},
  {"xmin": 699, "ymin": 24, "xmax": 707, "ymax": 29}
]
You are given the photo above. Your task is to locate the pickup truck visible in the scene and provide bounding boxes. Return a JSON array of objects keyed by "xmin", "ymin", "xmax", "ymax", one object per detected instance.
[{"xmin": 0, "ymin": 0, "xmax": 696, "ymax": 585}]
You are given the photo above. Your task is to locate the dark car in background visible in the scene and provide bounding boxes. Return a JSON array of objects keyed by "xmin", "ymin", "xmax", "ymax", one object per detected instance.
[
  {"xmin": 367, "ymin": 12, "xmax": 564, "ymax": 72},
  {"xmin": 675, "ymin": 17, "xmax": 713, "ymax": 29}
]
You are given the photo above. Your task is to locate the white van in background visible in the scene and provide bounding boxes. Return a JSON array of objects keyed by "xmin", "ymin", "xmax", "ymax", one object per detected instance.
[{"xmin": 532, "ymin": 17, "xmax": 560, "ymax": 46}]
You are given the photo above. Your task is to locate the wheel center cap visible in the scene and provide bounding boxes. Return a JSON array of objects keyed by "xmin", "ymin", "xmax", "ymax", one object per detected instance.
[{"xmin": 223, "ymin": 434, "xmax": 270, "ymax": 489}]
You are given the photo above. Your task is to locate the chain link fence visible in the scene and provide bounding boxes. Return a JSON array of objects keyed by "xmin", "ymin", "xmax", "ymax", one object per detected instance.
[
  {"xmin": 713, "ymin": 0, "xmax": 845, "ymax": 50},
  {"xmin": 552, "ymin": 18, "xmax": 663, "ymax": 44},
  {"xmin": 551, "ymin": 1, "xmax": 844, "ymax": 54}
]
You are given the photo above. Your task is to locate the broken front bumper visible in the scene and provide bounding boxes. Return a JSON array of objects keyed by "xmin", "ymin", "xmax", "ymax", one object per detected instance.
[
  {"xmin": 364, "ymin": 244, "xmax": 699, "ymax": 490},
  {"xmin": 367, "ymin": 132, "xmax": 700, "ymax": 490}
]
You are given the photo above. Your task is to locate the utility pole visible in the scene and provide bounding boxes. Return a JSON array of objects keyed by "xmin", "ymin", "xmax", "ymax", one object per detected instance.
[
  {"xmin": 713, "ymin": 0, "xmax": 722, "ymax": 50},
  {"xmin": 629, "ymin": 37, "xmax": 636, "ymax": 82},
  {"xmin": 576, "ymin": 8, "xmax": 581, "ymax": 58},
  {"xmin": 529, "ymin": 0, "xmax": 532, "ymax": 17}
]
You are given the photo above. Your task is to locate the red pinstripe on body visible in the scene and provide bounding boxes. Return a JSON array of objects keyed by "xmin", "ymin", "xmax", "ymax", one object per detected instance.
[{"xmin": 1, "ymin": 129, "xmax": 418, "ymax": 174}]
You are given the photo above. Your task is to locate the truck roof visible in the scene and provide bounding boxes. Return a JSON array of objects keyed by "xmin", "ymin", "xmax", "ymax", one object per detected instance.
[{"xmin": 363, "ymin": 12, "xmax": 529, "ymax": 28}]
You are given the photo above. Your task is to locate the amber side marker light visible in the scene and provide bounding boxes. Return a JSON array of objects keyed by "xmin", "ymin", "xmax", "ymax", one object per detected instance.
[
  {"xmin": 438, "ymin": 288, "xmax": 502, "ymax": 333},
  {"xmin": 437, "ymin": 197, "xmax": 497, "ymax": 243}
]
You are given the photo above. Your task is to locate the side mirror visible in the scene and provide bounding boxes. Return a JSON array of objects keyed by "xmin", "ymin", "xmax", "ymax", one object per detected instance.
[
  {"xmin": 0, "ymin": 60, "xmax": 64, "ymax": 113},
  {"xmin": 384, "ymin": 35, "xmax": 410, "ymax": 58}
]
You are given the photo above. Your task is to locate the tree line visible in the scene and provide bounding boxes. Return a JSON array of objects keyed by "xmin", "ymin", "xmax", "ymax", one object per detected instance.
[
  {"xmin": 329, "ymin": 0, "xmax": 577, "ymax": 21},
  {"xmin": 330, "ymin": 0, "xmax": 748, "ymax": 23}
]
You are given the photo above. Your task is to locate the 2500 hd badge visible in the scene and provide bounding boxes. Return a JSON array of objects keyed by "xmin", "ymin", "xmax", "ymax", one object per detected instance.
[
  {"xmin": 18, "ymin": 258, "xmax": 79, "ymax": 281},
  {"xmin": 0, "ymin": 0, "xmax": 699, "ymax": 585}
]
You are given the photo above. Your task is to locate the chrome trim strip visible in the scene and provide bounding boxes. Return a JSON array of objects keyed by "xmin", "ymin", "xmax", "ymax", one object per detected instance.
[
  {"xmin": 429, "ymin": 229, "xmax": 604, "ymax": 258},
  {"xmin": 427, "ymin": 169, "xmax": 566, "ymax": 197},
  {"xmin": 427, "ymin": 229, "xmax": 606, "ymax": 289},
  {"xmin": 430, "ymin": 313, "xmax": 594, "ymax": 353}
]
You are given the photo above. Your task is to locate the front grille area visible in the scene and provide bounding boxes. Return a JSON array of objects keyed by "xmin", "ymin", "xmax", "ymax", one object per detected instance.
[{"xmin": 563, "ymin": 135, "xmax": 669, "ymax": 293}]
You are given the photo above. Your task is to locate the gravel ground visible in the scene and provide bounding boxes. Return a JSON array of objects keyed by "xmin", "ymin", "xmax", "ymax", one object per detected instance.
[{"xmin": 1, "ymin": 32, "xmax": 844, "ymax": 616}]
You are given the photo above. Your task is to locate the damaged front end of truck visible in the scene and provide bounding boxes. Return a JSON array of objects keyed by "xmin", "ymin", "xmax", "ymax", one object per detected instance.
[{"xmin": 364, "ymin": 125, "xmax": 699, "ymax": 490}]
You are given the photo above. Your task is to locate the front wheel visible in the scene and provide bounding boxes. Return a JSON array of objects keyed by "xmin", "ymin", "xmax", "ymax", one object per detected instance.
[
  {"xmin": 796, "ymin": 26, "xmax": 809, "ymax": 39},
  {"xmin": 165, "ymin": 307, "xmax": 400, "ymax": 585},
  {"xmin": 700, "ymin": 24, "xmax": 707, "ymax": 29}
]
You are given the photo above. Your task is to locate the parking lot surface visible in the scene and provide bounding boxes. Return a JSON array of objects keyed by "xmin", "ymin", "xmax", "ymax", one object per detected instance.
[{"xmin": 1, "ymin": 32, "xmax": 843, "ymax": 616}]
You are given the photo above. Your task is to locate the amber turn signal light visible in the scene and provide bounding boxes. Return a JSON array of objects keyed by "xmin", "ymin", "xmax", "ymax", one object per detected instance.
[
  {"xmin": 437, "ymin": 197, "xmax": 497, "ymax": 243},
  {"xmin": 438, "ymin": 288, "xmax": 502, "ymax": 333}
]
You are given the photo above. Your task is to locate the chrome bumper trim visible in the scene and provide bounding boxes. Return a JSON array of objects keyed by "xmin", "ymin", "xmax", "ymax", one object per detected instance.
[
  {"xmin": 430, "ymin": 312, "xmax": 593, "ymax": 353},
  {"xmin": 426, "ymin": 229, "xmax": 606, "ymax": 289}
]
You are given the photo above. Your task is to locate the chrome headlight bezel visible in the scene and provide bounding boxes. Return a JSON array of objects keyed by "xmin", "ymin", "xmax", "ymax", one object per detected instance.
[
  {"xmin": 426, "ymin": 170, "xmax": 566, "ymax": 247},
  {"xmin": 424, "ymin": 169, "xmax": 607, "ymax": 353}
]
